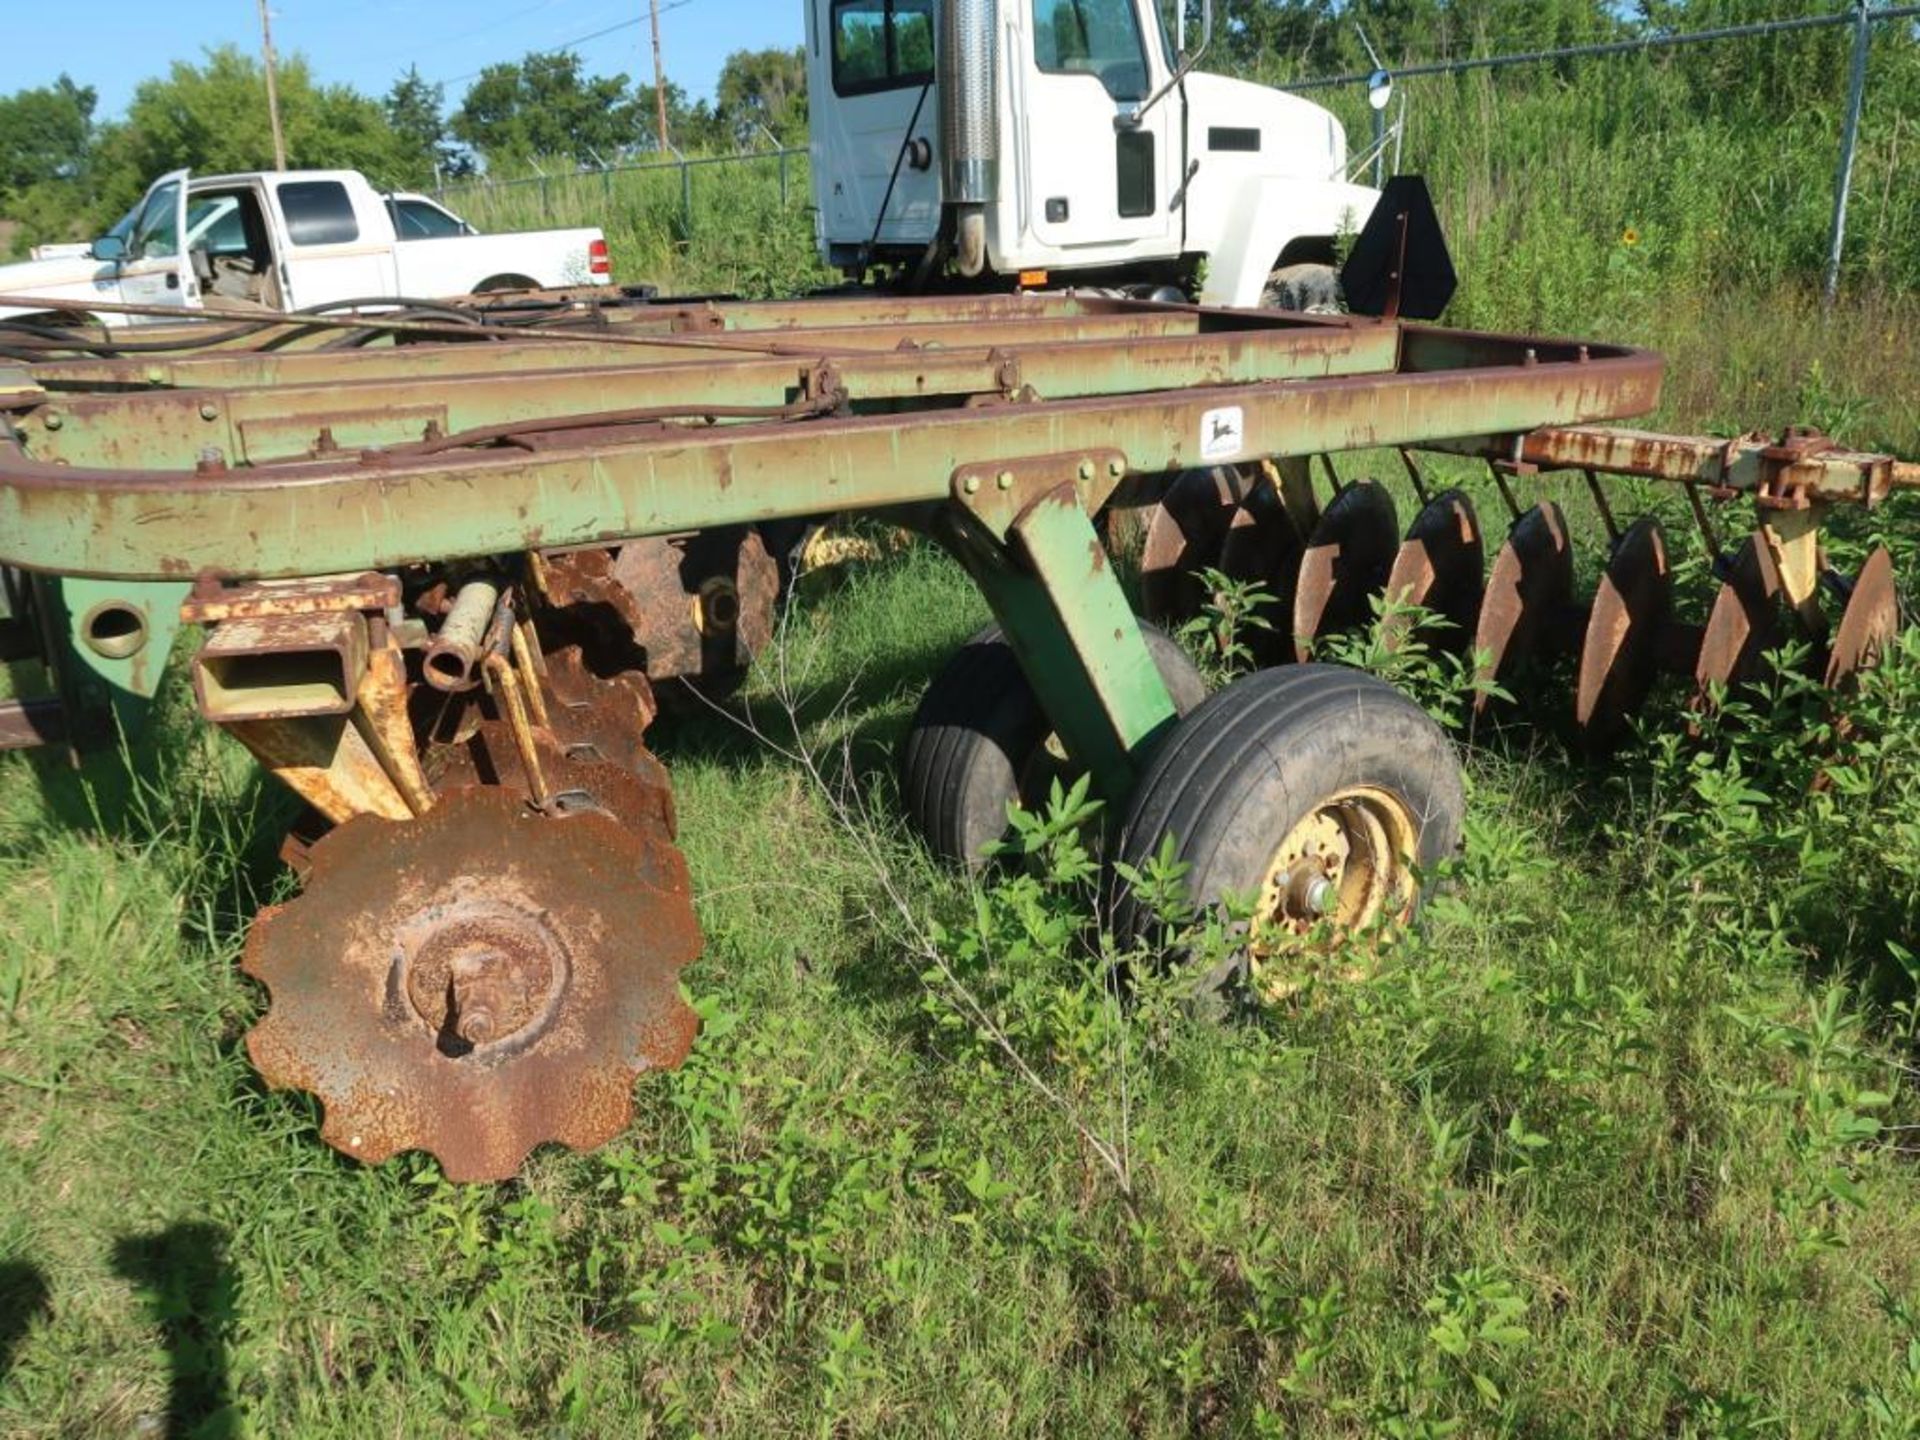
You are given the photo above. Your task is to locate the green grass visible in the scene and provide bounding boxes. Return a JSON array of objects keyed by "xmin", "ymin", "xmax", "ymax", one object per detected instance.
[
  {"xmin": 8, "ymin": 36, "xmax": 1920, "ymax": 1438},
  {"xmin": 8, "ymin": 524, "xmax": 1920, "ymax": 1435}
]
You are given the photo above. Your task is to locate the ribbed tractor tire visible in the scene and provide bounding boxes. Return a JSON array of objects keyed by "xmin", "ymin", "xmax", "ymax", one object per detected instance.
[
  {"xmin": 902, "ymin": 622, "xmax": 1209, "ymax": 870},
  {"xmin": 1108, "ymin": 664, "xmax": 1466, "ymax": 973},
  {"xmin": 1262, "ymin": 263, "xmax": 1343, "ymax": 313}
]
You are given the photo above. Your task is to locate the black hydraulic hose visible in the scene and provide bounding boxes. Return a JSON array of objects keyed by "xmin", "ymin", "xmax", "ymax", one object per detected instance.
[
  {"xmin": 865, "ymin": 81, "xmax": 935, "ymax": 268},
  {"xmin": 0, "ymin": 295, "xmax": 486, "ymax": 358}
]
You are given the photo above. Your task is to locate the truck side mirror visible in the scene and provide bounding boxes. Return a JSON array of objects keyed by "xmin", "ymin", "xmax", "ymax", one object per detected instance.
[
  {"xmin": 1123, "ymin": 0, "xmax": 1213, "ymax": 129},
  {"xmin": 92, "ymin": 235, "xmax": 127, "ymax": 263}
]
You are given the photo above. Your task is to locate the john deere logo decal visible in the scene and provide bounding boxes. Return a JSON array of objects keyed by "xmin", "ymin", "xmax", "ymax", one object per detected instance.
[{"xmin": 1200, "ymin": 406, "xmax": 1245, "ymax": 462}]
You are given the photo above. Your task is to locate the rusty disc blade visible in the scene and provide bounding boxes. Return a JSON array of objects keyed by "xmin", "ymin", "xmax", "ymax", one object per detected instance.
[
  {"xmin": 608, "ymin": 529, "xmax": 778, "ymax": 701},
  {"xmin": 431, "ymin": 720, "xmax": 677, "ymax": 841},
  {"xmin": 1695, "ymin": 536, "xmax": 1785, "ymax": 708},
  {"xmin": 1216, "ymin": 481, "xmax": 1303, "ymax": 593},
  {"xmin": 1473, "ymin": 502, "xmax": 1574, "ymax": 712},
  {"xmin": 243, "ymin": 785, "xmax": 701, "ymax": 1183},
  {"xmin": 1826, "ymin": 546, "xmax": 1900, "ymax": 690},
  {"xmin": 545, "ymin": 643, "xmax": 657, "ymax": 727},
  {"xmin": 1576, "ymin": 518, "xmax": 1673, "ymax": 745},
  {"xmin": 1290, "ymin": 481, "xmax": 1400, "ymax": 661},
  {"xmin": 1382, "ymin": 488, "xmax": 1484, "ymax": 653},
  {"xmin": 1139, "ymin": 467, "xmax": 1248, "ymax": 623}
]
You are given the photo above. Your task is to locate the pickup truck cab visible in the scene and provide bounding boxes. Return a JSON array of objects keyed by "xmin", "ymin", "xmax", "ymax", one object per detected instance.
[{"xmin": 0, "ymin": 169, "xmax": 610, "ymax": 326}]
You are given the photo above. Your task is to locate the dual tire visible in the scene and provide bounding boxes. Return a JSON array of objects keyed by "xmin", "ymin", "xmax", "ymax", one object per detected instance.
[
  {"xmin": 900, "ymin": 622, "xmax": 1208, "ymax": 870},
  {"xmin": 902, "ymin": 640, "xmax": 1465, "ymax": 975}
]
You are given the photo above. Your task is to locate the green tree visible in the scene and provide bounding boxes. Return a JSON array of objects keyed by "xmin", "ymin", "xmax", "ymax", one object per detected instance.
[
  {"xmin": 632, "ymin": 80, "xmax": 729, "ymax": 152},
  {"xmin": 714, "ymin": 47, "xmax": 809, "ymax": 146},
  {"xmin": 0, "ymin": 74, "xmax": 96, "ymax": 194},
  {"xmin": 0, "ymin": 74, "xmax": 99, "ymax": 254},
  {"xmin": 385, "ymin": 65, "xmax": 468, "ymax": 187},
  {"xmin": 90, "ymin": 46, "xmax": 408, "ymax": 218},
  {"xmin": 450, "ymin": 53, "xmax": 639, "ymax": 168}
]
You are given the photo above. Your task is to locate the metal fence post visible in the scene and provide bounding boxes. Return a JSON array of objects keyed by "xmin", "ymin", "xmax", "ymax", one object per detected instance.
[
  {"xmin": 1823, "ymin": 0, "xmax": 1873, "ymax": 307},
  {"xmin": 780, "ymin": 150, "xmax": 790, "ymax": 207}
]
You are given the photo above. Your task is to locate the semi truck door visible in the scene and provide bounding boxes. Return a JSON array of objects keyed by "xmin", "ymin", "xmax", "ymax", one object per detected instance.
[
  {"xmin": 1020, "ymin": 0, "xmax": 1179, "ymax": 253},
  {"xmin": 814, "ymin": 0, "xmax": 943, "ymax": 252},
  {"xmin": 115, "ymin": 170, "xmax": 193, "ymax": 318}
]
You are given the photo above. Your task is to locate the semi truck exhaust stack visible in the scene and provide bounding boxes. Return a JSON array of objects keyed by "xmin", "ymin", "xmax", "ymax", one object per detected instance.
[{"xmin": 938, "ymin": 0, "xmax": 998, "ymax": 275}]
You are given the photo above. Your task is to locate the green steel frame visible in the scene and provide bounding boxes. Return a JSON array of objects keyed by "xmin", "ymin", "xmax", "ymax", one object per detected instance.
[{"xmin": 2, "ymin": 295, "xmax": 1668, "ymax": 799}]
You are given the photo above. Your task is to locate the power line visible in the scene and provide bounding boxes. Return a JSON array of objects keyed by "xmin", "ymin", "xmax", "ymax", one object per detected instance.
[
  {"xmin": 433, "ymin": 0, "xmax": 579, "ymax": 54},
  {"xmin": 1282, "ymin": 3, "xmax": 1920, "ymax": 92},
  {"xmin": 433, "ymin": 0, "xmax": 700, "ymax": 89}
]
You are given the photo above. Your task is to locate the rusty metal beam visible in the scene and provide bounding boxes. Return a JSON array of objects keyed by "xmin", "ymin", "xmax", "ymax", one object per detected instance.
[
  {"xmin": 19, "ymin": 324, "xmax": 1404, "ymax": 468},
  {"xmin": 25, "ymin": 308, "xmax": 1232, "ymax": 392},
  {"xmin": 0, "ymin": 327, "xmax": 1662, "ymax": 581},
  {"xmin": 1512, "ymin": 425, "xmax": 1920, "ymax": 506}
]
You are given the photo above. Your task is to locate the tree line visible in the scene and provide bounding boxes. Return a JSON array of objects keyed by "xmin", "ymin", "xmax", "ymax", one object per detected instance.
[{"xmin": 1, "ymin": 0, "xmax": 1911, "ymax": 255}]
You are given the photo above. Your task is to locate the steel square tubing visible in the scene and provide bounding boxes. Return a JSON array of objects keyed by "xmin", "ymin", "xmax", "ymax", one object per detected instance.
[
  {"xmin": 27, "ymin": 306, "xmax": 1256, "ymax": 392},
  {"xmin": 20, "ymin": 324, "xmax": 1403, "ymax": 468},
  {"xmin": 0, "ymin": 326, "xmax": 1662, "ymax": 581}
]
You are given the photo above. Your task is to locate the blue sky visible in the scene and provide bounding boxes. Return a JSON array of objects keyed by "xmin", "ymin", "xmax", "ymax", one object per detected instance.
[{"xmin": 0, "ymin": 0, "xmax": 800, "ymax": 119}]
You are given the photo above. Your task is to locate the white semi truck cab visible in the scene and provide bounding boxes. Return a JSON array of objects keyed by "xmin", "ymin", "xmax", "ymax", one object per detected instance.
[{"xmin": 807, "ymin": 0, "xmax": 1384, "ymax": 305}]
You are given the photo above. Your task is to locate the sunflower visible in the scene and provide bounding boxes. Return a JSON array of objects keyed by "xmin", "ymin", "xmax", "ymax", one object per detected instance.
[{"xmin": 1621, "ymin": 226, "xmax": 1641, "ymax": 247}]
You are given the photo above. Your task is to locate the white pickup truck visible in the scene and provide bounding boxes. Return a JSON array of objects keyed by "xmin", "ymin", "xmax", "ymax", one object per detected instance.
[{"xmin": 0, "ymin": 169, "xmax": 611, "ymax": 326}]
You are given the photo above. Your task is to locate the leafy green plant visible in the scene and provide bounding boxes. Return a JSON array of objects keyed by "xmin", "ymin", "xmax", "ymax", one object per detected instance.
[
  {"xmin": 1423, "ymin": 1268, "xmax": 1532, "ymax": 1407},
  {"xmin": 1176, "ymin": 566, "xmax": 1277, "ymax": 684},
  {"xmin": 1317, "ymin": 594, "xmax": 1509, "ymax": 731}
]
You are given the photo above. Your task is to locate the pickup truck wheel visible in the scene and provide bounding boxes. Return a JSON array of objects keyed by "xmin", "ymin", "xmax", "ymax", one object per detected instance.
[
  {"xmin": 473, "ymin": 274, "xmax": 540, "ymax": 294},
  {"xmin": 902, "ymin": 622, "xmax": 1208, "ymax": 870},
  {"xmin": 1109, "ymin": 664, "xmax": 1465, "ymax": 1001},
  {"xmin": 1263, "ymin": 263, "xmax": 1342, "ymax": 314}
]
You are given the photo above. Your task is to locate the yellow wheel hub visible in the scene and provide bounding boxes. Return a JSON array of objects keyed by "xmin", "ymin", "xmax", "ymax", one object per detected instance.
[{"xmin": 1252, "ymin": 785, "xmax": 1420, "ymax": 998}]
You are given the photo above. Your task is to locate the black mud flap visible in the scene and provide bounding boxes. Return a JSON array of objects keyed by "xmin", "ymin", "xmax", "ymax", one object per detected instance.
[{"xmin": 1340, "ymin": 175, "xmax": 1457, "ymax": 322}]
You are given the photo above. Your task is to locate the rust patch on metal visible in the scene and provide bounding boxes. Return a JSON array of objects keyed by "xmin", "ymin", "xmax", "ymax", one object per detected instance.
[
  {"xmin": 1695, "ymin": 536, "xmax": 1785, "ymax": 709},
  {"xmin": 431, "ymin": 718, "xmax": 676, "ymax": 842},
  {"xmin": 1382, "ymin": 488, "xmax": 1483, "ymax": 654},
  {"xmin": 1139, "ymin": 467, "xmax": 1249, "ymax": 623},
  {"xmin": 242, "ymin": 784, "xmax": 700, "ymax": 1183},
  {"xmin": 1826, "ymin": 546, "xmax": 1900, "ymax": 691},
  {"xmin": 1575, "ymin": 518, "xmax": 1673, "ymax": 747},
  {"xmin": 224, "ymin": 714, "xmax": 413, "ymax": 825},
  {"xmin": 1473, "ymin": 502, "xmax": 1574, "ymax": 711},
  {"xmin": 605, "ymin": 530, "xmax": 778, "ymax": 699},
  {"xmin": 1290, "ymin": 479, "xmax": 1399, "ymax": 662},
  {"xmin": 181, "ymin": 572, "xmax": 400, "ymax": 623}
]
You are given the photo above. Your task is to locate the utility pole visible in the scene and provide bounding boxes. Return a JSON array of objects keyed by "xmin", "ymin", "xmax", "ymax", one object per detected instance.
[
  {"xmin": 649, "ymin": 0, "xmax": 671, "ymax": 153},
  {"xmin": 256, "ymin": 0, "xmax": 289, "ymax": 172}
]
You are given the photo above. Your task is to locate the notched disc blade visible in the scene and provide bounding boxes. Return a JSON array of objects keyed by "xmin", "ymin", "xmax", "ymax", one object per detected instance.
[
  {"xmin": 430, "ymin": 719, "xmax": 677, "ymax": 841},
  {"xmin": 609, "ymin": 530, "xmax": 779, "ymax": 701},
  {"xmin": 1139, "ymin": 467, "xmax": 1249, "ymax": 623},
  {"xmin": 1695, "ymin": 536, "xmax": 1785, "ymax": 708},
  {"xmin": 243, "ymin": 786, "xmax": 701, "ymax": 1182},
  {"xmin": 1382, "ymin": 488, "xmax": 1484, "ymax": 653},
  {"xmin": 1291, "ymin": 481, "xmax": 1400, "ymax": 661},
  {"xmin": 1216, "ymin": 482, "xmax": 1303, "ymax": 595},
  {"xmin": 1473, "ymin": 502, "xmax": 1574, "ymax": 711},
  {"xmin": 1826, "ymin": 546, "xmax": 1900, "ymax": 690},
  {"xmin": 1576, "ymin": 518, "xmax": 1673, "ymax": 745}
]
